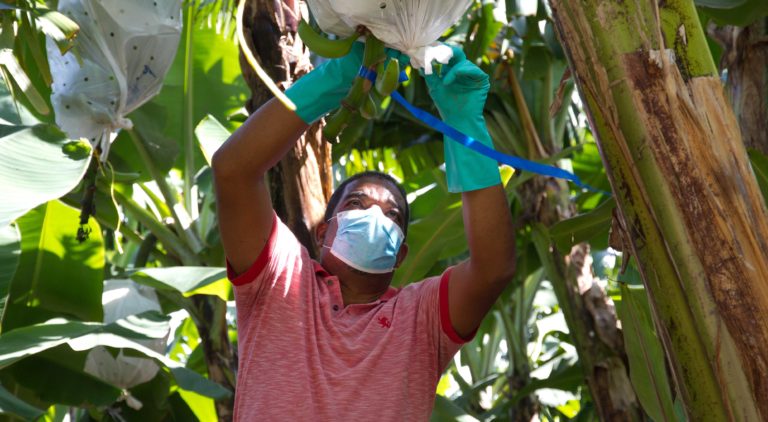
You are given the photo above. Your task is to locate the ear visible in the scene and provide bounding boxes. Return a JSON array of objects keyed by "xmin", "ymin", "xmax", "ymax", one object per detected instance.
[
  {"xmin": 394, "ymin": 242, "xmax": 409, "ymax": 268},
  {"xmin": 314, "ymin": 220, "xmax": 329, "ymax": 250}
]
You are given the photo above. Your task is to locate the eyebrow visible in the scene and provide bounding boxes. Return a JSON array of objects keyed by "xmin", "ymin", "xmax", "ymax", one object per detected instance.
[{"xmin": 344, "ymin": 191, "xmax": 402, "ymax": 212}]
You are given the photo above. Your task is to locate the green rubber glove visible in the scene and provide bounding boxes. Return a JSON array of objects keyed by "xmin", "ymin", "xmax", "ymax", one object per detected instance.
[
  {"xmin": 423, "ymin": 45, "xmax": 500, "ymax": 193},
  {"xmin": 286, "ymin": 42, "xmax": 409, "ymax": 124}
]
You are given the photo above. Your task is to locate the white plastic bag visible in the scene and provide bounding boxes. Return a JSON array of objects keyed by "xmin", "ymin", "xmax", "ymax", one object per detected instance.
[
  {"xmin": 306, "ymin": 0, "xmax": 473, "ymax": 74},
  {"xmin": 84, "ymin": 279, "xmax": 169, "ymax": 404},
  {"xmin": 46, "ymin": 0, "xmax": 182, "ymax": 160}
]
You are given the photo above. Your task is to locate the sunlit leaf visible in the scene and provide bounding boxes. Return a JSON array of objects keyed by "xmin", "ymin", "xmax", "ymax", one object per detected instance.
[
  {"xmin": 0, "ymin": 49, "xmax": 49, "ymax": 115},
  {"xmin": 179, "ymin": 389, "xmax": 217, "ymax": 421},
  {"xmin": 34, "ymin": 9, "xmax": 79, "ymax": 53},
  {"xmin": 131, "ymin": 267, "xmax": 227, "ymax": 296},
  {"xmin": 0, "ymin": 124, "xmax": 91, "ymax": 227},
  {"xmin": 195, "ymin": 114, "xmax": 230, "ymax": 165},
  {"xmin": 3, "ymin": 201, "xmax": 103, "ymax": 332}
]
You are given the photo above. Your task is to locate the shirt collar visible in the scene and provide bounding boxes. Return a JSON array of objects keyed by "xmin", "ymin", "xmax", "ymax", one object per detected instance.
[
  {"xmin": 313, "ymin": 260, "xmax": 399, "ymax": 302},
  {"xmin": 313, "ymin": 260, "xmax": 331, "ymax": 277}
]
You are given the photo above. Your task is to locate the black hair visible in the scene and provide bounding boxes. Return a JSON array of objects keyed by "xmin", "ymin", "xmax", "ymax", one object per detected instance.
[{"xmin": 324, "ymin": 171, "xmax": 410, "ymax": 237}]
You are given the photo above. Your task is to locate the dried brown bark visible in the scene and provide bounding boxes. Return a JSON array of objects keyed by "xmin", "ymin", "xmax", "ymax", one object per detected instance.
[{"xmin": 240, "ymin": 0, "xmax": 333, "ymax": 257}]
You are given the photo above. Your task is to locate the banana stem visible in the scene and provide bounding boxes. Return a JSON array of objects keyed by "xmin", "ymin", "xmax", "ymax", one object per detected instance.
[{"xmin": 236, "ymin": 0, "xmax": 296, "ymax": 111}]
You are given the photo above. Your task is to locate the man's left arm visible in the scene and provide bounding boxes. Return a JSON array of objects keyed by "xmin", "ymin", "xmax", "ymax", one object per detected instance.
[
  {"xmin": 449, "ymin": 186, "xmax": 516, "ymax": 338},
  {"xmin": 423, "ymin": 46, "xmax": 517, "ymax": 339}
]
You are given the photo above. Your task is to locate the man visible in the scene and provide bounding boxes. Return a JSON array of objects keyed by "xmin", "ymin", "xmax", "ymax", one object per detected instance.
[{"xmin": 212, "ymin": 43, "xmax": 516, "ymax": 420}]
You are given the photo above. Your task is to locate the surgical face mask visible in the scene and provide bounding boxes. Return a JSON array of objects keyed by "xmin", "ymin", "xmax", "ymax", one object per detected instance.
[{"xmin": 324, "ymin": 206, "xmax": 405, "ymax": 274}]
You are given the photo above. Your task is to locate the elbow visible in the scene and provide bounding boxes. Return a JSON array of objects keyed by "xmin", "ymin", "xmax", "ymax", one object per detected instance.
[
  {"xmin": 493, "ymin": 259, "xmax": 517, "ymax": 287},
  {"xmin": 487, "ymin": 250, "xmax": 517, "ymax": 288},
  {"xmin": 211, "ymin": 147, "xmax": 231, "ymax": 180},
  {"xmin": 211, "ymin": 145, "xmax": 245, "ymax": 184}
]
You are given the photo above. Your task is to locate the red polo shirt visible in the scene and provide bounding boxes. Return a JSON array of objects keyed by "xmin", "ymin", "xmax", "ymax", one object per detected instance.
[{"xmin": 228, "ymin": 214, "xmax": 470, "ymax": 421}]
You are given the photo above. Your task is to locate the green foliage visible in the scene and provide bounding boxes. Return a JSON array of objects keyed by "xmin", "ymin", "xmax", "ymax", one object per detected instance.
[
  {"xmin": 748, "ymin": 149, "xmax": 768, "ymax": 207},
  {"xmin": 696, "ymin": 0, "xmax": 768, "ymax": 25},
  {"xmin": 3, "ymin": 201, "xmax": 104, "ymax": 332},
  {"xmin": 0, "ymin": 382, "xmax": 45, "ymax": 420},
  {"xmin": 615, "ymin": 280, "xmax": 677, "ymax": 421},
  {"xmin": 0, "ymin": 313, "xmax": 230, "ymax": 399},
  {"xmin": 132, "ymin": 267, "xmax": 230, "ymax": 301},
  {"xmin": 549, "ymin": 198, "xmax": 615, "ymax": 253},
  {"xmin": 0, "ymin": 225, "xmax": 20, "ymax": 318},
  {"xmin": 0, "ymin": 123, "xmax": 92, "ymax": 227}
]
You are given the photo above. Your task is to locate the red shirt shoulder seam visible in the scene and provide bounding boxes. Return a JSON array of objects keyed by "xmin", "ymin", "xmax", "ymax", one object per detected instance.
[{"xmin": 226, "ymin": 212, "xmax": 279, "ymax": 286}]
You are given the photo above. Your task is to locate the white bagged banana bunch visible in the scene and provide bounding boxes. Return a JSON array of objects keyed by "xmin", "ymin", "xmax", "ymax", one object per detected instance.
[
  {"xmin": 306, "ymin": 0, "xmax": 473, "ymax": 74},
  {"xmin": 47, "ymin": 0, "xmax": 182, "ymax": 161},
  {"xmin": 84, "ymin": 280, "xmax": 169, "ymax": 409}
]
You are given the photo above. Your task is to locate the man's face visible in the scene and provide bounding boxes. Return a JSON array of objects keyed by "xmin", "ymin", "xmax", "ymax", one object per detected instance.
[
  {"xmin": 331, "ymin": 178, "xmax": 407, "ymax": 231},
  {"xmin": 316, "ymin": 178, "xmax": 409, "ymax": 272}
]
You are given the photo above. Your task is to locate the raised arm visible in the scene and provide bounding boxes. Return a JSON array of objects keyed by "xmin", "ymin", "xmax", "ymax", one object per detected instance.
[
  {"xmin": 212, "ymin": 100, "xmax": 307, "ymax": 275},
  {"xmin": 424, "ymin": 46, "xmax": 516, "ymax": 338},
  {"xmin": 212, "ymin": 43, "xmax": 368, "ymax": 275}
]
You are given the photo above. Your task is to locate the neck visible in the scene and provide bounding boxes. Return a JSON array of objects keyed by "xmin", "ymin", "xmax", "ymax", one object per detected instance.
[{"xmin": 336, "ymin": 267, "xmax": 393, "ymax": 306}]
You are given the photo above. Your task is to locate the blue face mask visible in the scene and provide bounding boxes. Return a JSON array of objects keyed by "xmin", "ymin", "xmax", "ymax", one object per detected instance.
[{"xmin": 325, "ymin": 206, "xmax": 405, "ymax": 274}]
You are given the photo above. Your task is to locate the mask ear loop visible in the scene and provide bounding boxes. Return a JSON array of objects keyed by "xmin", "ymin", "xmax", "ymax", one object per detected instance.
[{"xmin": 319, "ymin": 215, "xmax": 337, "ymax": 251}]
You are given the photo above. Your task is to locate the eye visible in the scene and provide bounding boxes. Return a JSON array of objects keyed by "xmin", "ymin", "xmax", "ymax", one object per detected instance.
[
  {"xmin": 385, "ymin": 209, "xmax": 400, "ymax": 221},
  {"xmin": 346, "ymin": 199, "xmax": 363, "ymax": 208}
]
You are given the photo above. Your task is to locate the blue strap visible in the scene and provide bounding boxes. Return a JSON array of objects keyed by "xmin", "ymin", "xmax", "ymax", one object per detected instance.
[{"xmin": 358, "ymin": 66, "xmax": 609, "ymax": 195}]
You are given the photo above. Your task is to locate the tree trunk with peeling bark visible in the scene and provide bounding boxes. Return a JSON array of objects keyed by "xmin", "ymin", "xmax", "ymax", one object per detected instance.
[
  {"xmin": 709, "ymin": 18, "xmax": 768, "ymax": 154},
  {"xmin": 239, "ymin": 0, "xmax": 333, "ymax": 256},
  {"xmin": 548, "ymin": 0, "xmax": 768, "ymax": 420}
]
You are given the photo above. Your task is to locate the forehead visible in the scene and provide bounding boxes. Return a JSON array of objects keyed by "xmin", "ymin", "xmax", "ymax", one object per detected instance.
[{"xmin": 337, "ymin": 178, "xmax": 405, "ymax": 210}]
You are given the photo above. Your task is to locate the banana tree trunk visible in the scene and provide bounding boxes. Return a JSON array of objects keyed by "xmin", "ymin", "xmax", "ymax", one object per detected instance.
[
  {"xmin": 709, "ymin": 18, "xmax": 768, "ymax": 154},
  {"xmin": 548, "ymin": 0, "xmax": 768, "ymax": 420},
  {"xmin": 240, "ymin": 0, "xmax": 333, "ymax": 256}
]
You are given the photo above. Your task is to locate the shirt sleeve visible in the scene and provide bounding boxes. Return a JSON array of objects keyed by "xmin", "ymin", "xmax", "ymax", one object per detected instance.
[
  {"xmin": 413, "ymin": 268, "xmax": 478, "ymax": 373},
  {"xmin": 225, "ymin": 212, "xmax": 308, "ymax": 297}
]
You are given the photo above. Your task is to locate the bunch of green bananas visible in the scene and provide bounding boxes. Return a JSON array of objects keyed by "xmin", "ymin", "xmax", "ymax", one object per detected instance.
[{"xmin": 298, "ymin": 21, "xmax": 401, "ymax": 142}]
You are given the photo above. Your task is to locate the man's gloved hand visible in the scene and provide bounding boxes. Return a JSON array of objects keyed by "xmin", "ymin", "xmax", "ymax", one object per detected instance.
[
  {"xmin": 286, "ymin": 42, "xmax": 409, "ymax": 124},
  {"xmin": 423, "ymin": 45, "xmax": 500, "ymax": 193}
]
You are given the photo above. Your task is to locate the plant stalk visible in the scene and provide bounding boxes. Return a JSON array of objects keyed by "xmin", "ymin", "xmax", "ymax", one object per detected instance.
[{"xmin": 127, "ymin": 128, "xmax": 203, "ymax": 254}]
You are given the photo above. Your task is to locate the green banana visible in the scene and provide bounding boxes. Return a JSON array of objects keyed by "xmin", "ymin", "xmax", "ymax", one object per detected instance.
[
  {"xmin": 359, "ymin": 92, "xmax": 378, "ymax": 120},
  {"xmin": 322, "ymin": 32, "xmax": 387, "ymax": 142},
  {"xmin": 375, "ymin": 58, "xmax": 400, "ymax": 97},
  {"xmin": 298, "ymin": 20, "xmax": 361, "ymax": 58},
  {"xmin": 323, "ymin": 106, "xmax": 354, "ymax": 141},
  {"xmin": 433, "ymin": 63, "xmax": 443, "ymax": 77}
]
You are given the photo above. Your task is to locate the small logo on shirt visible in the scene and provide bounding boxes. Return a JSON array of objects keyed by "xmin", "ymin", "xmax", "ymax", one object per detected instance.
[{"xmin": 377, "ymin": 316, "xmax": 391, "ymax": 328}]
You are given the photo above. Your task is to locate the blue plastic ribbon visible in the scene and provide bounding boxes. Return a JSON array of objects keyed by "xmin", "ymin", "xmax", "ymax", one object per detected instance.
[{"xmin": 358, "ymin": 66, "xmax": 608, "ymax": 195}]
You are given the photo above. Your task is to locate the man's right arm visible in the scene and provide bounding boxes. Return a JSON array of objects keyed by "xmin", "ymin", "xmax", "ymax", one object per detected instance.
[{"xmin": 211, "ymin": 99, "xmax": 308, "ymax": 276}]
